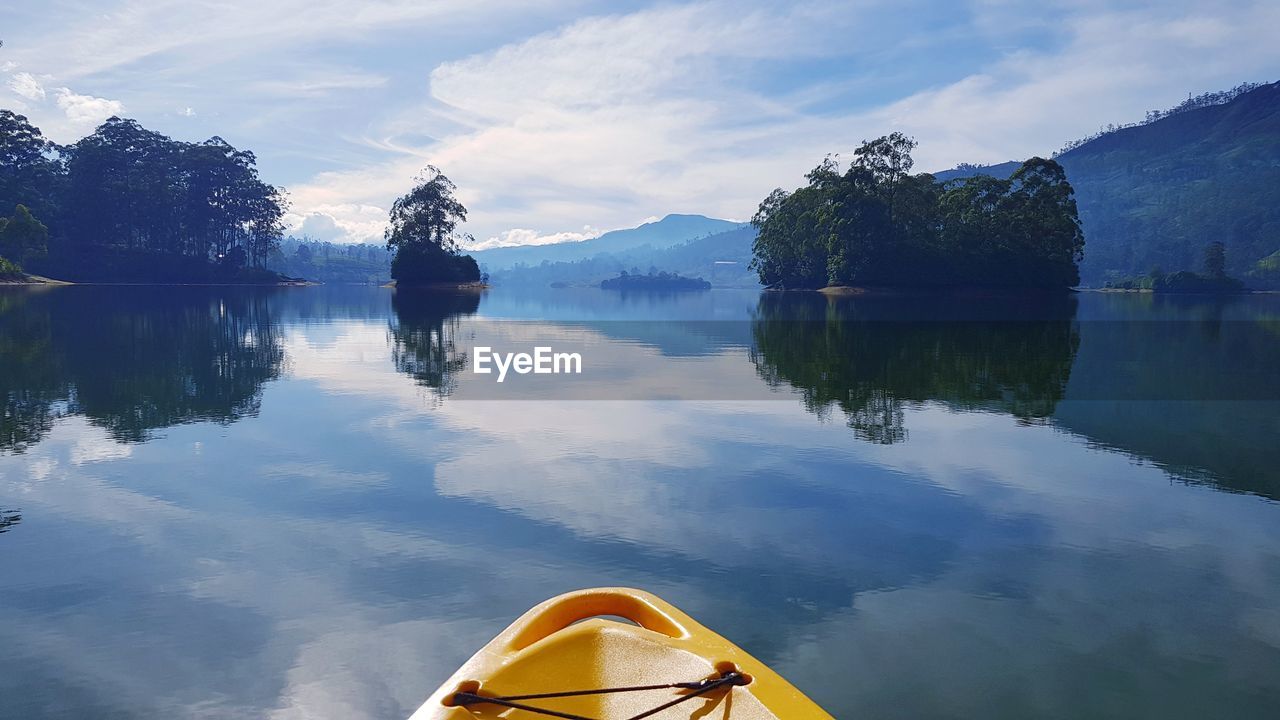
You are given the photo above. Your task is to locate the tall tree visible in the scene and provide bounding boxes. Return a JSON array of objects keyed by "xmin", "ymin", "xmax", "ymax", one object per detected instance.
[
  {"xmin": 49, "ymin": 116, "xmax": 286, "ymax": 276},
  {"xmin": 1203, "ymin": 241, "xmax": 1226, "ymax": 278},
  {"xmin": 385, "ymin": 167, "xmax": 480, "ymax": 285},
  {"xmin": 0, "ymin": 110, "xmax": 61, "ymax": 225},
  {"xmin": 752, "ymin": 135, "xmax": 1084, "ymax": 290}
]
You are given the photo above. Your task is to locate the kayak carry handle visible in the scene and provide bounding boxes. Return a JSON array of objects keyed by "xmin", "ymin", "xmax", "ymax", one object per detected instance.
[{"xmin": 501, "ymin": 587, "xmax": 695, "ymax": 651}]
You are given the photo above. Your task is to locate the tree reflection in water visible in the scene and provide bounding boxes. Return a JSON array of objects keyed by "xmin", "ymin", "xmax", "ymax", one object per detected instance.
[
  {"xmin": 0, "ymin": 287, "xmax": 286, "ymax": 452},
  {"xmin": 388, "ymin": 289, "xmax": 481, "ymax": 398},
  {"xmin": 750, "ymin": 292, "xmax": 1080, "ymax": 443},
  {"xmin": 0, "ymin": 508, "xmax": 20, "ymax": 534}
]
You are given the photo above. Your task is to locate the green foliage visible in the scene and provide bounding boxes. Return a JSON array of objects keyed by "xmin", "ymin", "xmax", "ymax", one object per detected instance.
[
  {"xmin": 599, "ymin": 270, "xmax": 711, "ymax": 291},
  {"xmin": 60, "ymin": 119, "xmax": 286, "ymax": 271},
  {"xmin": 937, "ymin": 83, "xmax": 1280, "ymax": 285},
  {"xmin": 0, "ymin": 110, "xmax": 61, "ymax": 227},
  {"xmin": 1106, "ymin": 242, "xmax": 1246, "ymax": 293},
  {"xmin": 391, "ymin": 242, "xmax": 480, "ymax": 285},
  {"xmin": 0, "ymin": 204, "xmax": 49, "ymax": 267},
  {"xmin": 385, "ymin": 167, "xmax": 480, "ymax": 285},
  {"xmin": 751, "ymin": 133, "xmax": 1083, "ymax": 289},
  {"xmin": 0, "ymin": 255, "xmax": 22, "ymax": 279},
  {"xmin": 1054, "ymin": 81, "xmax": 1280, "ymax": 283},
  {"xmin": 1055, "ymin": 82, "xmax": 1265, "ymax": 155},
  {"xmin": 265, "ymin": 238, "xmax": 392, "ymax": 284},
  {"xmin": 0, "ymin": 111, "xmax": 288, "ymax": 281},
  {"xmin": 1158, "ymin": 271, "xmax": 1245, "ymax": 293}
]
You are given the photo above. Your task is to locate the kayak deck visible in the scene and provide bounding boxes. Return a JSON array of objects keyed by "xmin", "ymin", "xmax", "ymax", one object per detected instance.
[{"xmin": 410, "ymin": 587, "xmax": 832, "ymax": 719}]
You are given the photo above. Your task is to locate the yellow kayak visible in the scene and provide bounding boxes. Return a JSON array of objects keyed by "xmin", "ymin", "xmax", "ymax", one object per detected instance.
[{"xmin": 409, "ymin": 587, "xmax": 833, "ymax": 719}]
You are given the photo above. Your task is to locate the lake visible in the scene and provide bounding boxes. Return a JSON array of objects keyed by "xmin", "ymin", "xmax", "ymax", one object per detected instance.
[{"xmin": 2, "ymin": 285, "xmax": 1279, "ymax": 719}]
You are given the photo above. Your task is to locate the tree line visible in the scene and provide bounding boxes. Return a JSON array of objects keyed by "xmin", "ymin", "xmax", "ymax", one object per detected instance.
[
  {"xmin": 267, "ymin": 237, "xmax": 393, "ymax": 284},
  {"xmin": 0, "ymin": 109, "xmax": 286, "ymax": 281},
  {"xmin": 1055, "ymin": 82, "xmax": 1264, "ymax": 156},
  {"xmin": 750, "ymin": 133, "xmax": 1085, "ymax": 290},
  {"xmin": 1105, "ymin": 240, "xmax": 1246, "ymax": 293}
]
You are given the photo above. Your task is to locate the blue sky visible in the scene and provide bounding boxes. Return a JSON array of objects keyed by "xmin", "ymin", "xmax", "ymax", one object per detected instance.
[{"xmin": 2, "ymin": 0, "xmax": 1277, "ymax": 247}]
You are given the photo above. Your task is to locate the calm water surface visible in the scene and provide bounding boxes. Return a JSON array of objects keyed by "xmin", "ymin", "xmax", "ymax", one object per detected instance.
[{"xmin": 1, "ymin": 285, "xmax": 1279, "ymax": 719}]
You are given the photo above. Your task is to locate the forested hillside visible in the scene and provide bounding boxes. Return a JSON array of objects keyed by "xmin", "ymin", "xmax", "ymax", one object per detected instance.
[
  {"xmin": 936, "ymin": 81, "xmax": 1280, "ymax": 286},
  {"xmin": 265, "ymin": 238, "xmax": 392, "ymax": 284}
]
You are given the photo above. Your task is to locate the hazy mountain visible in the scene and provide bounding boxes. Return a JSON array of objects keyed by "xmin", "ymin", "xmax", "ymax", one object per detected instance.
[
  {"xmin": 471, "ymin": 214, "xmax": 744, "ymax": 270},
  {"xmin": 933, "ymin": 81, "xmax": 1280, "ymax": 286},
  {"xmin": 488, "ymin": 225, "xmax": 758, "ymax": 288}
]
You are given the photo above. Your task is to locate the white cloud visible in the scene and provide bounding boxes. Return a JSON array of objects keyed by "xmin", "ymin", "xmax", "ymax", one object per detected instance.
[
  {"xmin": 1, "ymin": 0, "xmax": 554, "ymax": 84},
  {"xmin": 283, "ymin": 2, "xmax": 863, "ymax": 243},
  {"xmin": 3, "ymin": 0, "xmax": 1279, "ymax": 245},
  {"xmin": 283, "ymin": 0, "xmax": 1280, "ymax": 244},
  {"xmin": 53, "ymin": 87, "xmax": 124, "ymax": 129},
  {"xmin": 251, "ymin": 71, "xmax": 388, "ymax": 99},
  {"xmin": 70, "ymin": 435, "xmax": 134, "ymax": 465},
  {"xmin": 296, "ymin": 212, "xmax": 346, "ymax": 242},
  {"xmin": 467, "ymin": 226, "xmax": 600, "ymax": 250},
  {"xmin": 8, "ymin": 72, "xmax": 46, "ymax": 100},
  {"xmin": 285, "ymin": 204, "xmax": 388, "ymax": 244},
  {"xmin": 866, "ymin": 5, "xmax": 1280, "ymax": 171},
  {"xmin": 178, "ymin": 106, "xmax": 196, "ymax": 117}
]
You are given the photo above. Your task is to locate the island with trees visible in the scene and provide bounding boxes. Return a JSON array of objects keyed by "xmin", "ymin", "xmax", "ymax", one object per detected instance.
[
  {"xmin": 750, "ymin": 133, "xmax": 1085, "ymax": 291},
  {"xmin": 1104, "ymin": 241, "xmax": 1247, "ymax": 293},
  {"xmin": 599, "ymin": 270, "xmax": 711, "ymax": 291},
  {"xmin": 383, "ymin": 166, "xmax": 483, "ymax": 289},
  {"xmin": 0, "ymin": 110, "xmax": 290, "ymax": 284}
]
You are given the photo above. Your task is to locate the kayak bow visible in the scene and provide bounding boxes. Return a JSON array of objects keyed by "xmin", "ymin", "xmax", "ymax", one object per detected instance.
[{"xmin": 410, "ymin": 587, "xmax": 833, "ymax": 719}]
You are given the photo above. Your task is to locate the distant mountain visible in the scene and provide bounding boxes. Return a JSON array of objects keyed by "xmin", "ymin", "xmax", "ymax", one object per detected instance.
[
  {"xmin": 934, "ymin": 81, "xmax": 1280, "ymax": 286},
  {"xmin": 471, "ymin": 214, "xmax": 744, "ymax": 270},
  {"xmin": 488, "ymin": 224, "xmax": 758, "ymax": 288},
  {"xmin": 932, "ymin": 161, "xmax": 1022, "ymax": 184}
]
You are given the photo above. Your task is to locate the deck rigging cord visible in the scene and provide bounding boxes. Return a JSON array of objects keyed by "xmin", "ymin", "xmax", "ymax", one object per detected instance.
[{"xmin": 449, "ymin": 669, "xmax": 749, "ymax": 720}]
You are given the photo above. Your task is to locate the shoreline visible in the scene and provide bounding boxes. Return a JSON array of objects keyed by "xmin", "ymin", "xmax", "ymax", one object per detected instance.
[
  {"xmin": 0, "ymin": 274, "xmax": 74, "ymax": 286},
  {"xmin": 383, "ymin": 280, "xmax": 489, "ymax": 291},
  {"xmin": 1, "ymin": 276, "xmax": 317, "ymax": 287},
  {"xmin": 801, "ymin": 285, "xmax": 1078, "ymax": 297},
  {"xmin": 1082, "ymin": 287, "xmax": 1262, "ymax": 295},
  {"xmin": 758, "ymin": 285, "xmax": 1271, "ymax": 296}
]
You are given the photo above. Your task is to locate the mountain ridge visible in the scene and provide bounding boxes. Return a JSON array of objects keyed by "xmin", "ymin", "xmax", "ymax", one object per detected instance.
[
  {"xmin": 471, "ymin": 213, "xmax": 746, "ymax": 271},
  {"xmin": 932, "ymin": 80, "xmax": 1280, "ymax": 285}
]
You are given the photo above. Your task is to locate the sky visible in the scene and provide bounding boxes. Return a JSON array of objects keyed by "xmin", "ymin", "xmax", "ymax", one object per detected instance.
[{"xmin": 1, "ymin": 0, "xmax": 1278, "ymax": 248}]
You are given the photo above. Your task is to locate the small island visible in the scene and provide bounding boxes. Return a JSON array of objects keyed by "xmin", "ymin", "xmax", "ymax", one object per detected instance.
[
  {"xmin": 383, "ymin": 166, "xmax": 484, "ymax": 289},
  {"xmin": 1104, "ymin": 242, "xmax": 1248, "ymax": 293},
  {"xmin": 599, "ymin": 270, "xmax": 711, "ymax": 291},
  {"xmin": 750, "ymin": 133, "xmax": 1085, "ymax": 291}
]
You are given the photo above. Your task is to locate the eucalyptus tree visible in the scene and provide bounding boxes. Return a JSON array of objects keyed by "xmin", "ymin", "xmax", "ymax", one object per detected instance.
[
  {"xmin": 0, "ymin": 110, "xmax": 61, "ymax": 225},
  {"xmin": 385, "ymin": 166, "xmax": 480, "ymax": 284},
  {"xmin": 751, "ymin": 134, "xmax": 1084, "ymax": 289}
]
